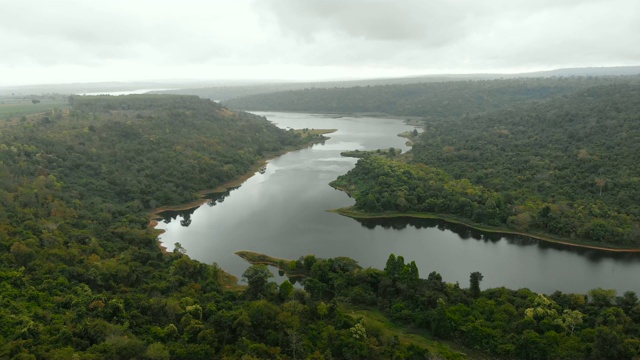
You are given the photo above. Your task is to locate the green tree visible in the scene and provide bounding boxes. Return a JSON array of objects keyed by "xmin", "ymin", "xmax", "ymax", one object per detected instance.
[
  {"xmin": 470, "ymin": 271, "xmax": 484, "ymax": 298},
  {"xmin": 556, "ymin": 309, "xmax": 584, "ymax": 335},
  {"xmin": 515, "ymin": 330, "xmax": 548, "ymax": 360},
  {"xmin": 616, "ymin": 291, "xmax": 638, "ymax": 314},
  {"xmin": 279, "ymin": 280, "xmax": 294, "ymax": 301},
  {"xmin": 242, "ymin": 264, "xmax": 274, "ymax": 299}
]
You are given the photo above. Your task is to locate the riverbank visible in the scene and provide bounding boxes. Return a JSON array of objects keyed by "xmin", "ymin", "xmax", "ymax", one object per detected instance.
[
  {"xmin": 330, "ymin": 207, "xmax": 640, "ymax": 253},
  {"xmin": 235, "ymin": 250, "xmax": 307, "ymax": 280},
  {"xmin": 148, "ymin": 129, "xmax": 336, "ymax": 241}
]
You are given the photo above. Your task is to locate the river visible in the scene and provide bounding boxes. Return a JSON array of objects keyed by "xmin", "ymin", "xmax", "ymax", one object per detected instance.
[{"xmin": 157, "ymin": 112, "xmax": 640, "ymax": 295}]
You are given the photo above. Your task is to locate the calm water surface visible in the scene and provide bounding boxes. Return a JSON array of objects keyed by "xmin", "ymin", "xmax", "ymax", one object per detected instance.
[{"xmin": 157, "ymin": 112, "xmax": 640, "ymax": 295}]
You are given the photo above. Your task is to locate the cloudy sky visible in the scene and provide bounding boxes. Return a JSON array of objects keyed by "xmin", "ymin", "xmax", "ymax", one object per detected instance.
[{"xmin": 1, "ymin": 0, "xmax": 639, "ymax": 86}]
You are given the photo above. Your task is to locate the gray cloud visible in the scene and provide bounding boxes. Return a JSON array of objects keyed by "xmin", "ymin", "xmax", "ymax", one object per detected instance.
[
  {"xmin": 0, "ymin": 0, "xmax": 638, "ymax": 85},
  {"xmin": 258, "ymin": 0, "xmax": 471, "ymax": 45},
  {"xmin": 257, "ymin": 0, "xmax": 640, "ymax": 70}
]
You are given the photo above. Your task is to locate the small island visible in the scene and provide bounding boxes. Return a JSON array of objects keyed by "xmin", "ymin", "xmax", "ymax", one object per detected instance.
[{"xmin": 340, "ymin": 147, "xmax": 402, "ymax": 158}]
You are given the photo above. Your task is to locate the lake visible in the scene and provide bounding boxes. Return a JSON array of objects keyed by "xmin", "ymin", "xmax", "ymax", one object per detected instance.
[{"xmin": 157, "ymin": 112, "xmax": 640, "ymax": 295}]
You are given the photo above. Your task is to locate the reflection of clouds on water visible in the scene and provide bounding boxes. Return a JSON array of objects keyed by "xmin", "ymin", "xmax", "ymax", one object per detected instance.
[
  {"xmin": 80, "ymin": 88, "xmax": 175, "ymax": 96},
  {"xmin": 313, "ymin": 158, "xmax": 358, "ymax": 172},
  {"xmin": 277, "ymin": 157, "xmax": 356, "ymax": 173},
  {"xmin": 316, "ymin": 157, "xmax": 357, "ymax": 163},
  {"xmin": 310, "ymin": 141, "xmax": 363, "ymax": 151},
  {"xmin": 281, "ymin": 162, "xmax": 349, "ymax": 173},
  {"xmin": 253, "ymin": 163, "xmax": 279, "ymax": 182}
]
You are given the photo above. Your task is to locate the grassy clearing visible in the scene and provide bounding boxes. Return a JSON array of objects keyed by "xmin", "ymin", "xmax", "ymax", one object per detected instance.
[
  {"xmin": 291, "ymin": 128, "xmax": 336, "ymax": 138},
  {"xmin": 235, "ymin": 250, "xmax": 290, "ymax": 266},
  {"xmin": 0, "ymin": 96, "xmax": 69, "ymax": 121},
  {"xmin": 397, "ymin": 131, "xmax": 415, "ymax": 138},
  {"xmin": 340, "ymin": 148, "xmax": 403, "ymax": 158},
  {"xmin": 342, "ymin": 305, "xmax": 483, "ymax": 360},
  {"xmin": 235, "ymin": 250, "xmax": 307, "ymax": 279}
]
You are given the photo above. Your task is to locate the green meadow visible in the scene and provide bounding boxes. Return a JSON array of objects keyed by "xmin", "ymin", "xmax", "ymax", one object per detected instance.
[{"xmin": 0, "ymin": 95, "xmax": 68, "ymax": 120}]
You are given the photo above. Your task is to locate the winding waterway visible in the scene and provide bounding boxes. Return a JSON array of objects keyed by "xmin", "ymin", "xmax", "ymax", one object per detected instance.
[{"xmin": 157, "ymin": 112, "xmax": 640, "ymax": 295}]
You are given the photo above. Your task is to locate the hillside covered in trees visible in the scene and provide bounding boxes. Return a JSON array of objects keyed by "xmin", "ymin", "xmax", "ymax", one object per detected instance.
[
  {"xmin": 331, "ymin": 83, "xmax": 640, "ymax": 247},
  {"xmin": 20, "ymin": 94, "xmax": 321, "ymax": 213}
]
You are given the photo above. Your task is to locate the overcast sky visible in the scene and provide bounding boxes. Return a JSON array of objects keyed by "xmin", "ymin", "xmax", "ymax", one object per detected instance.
[{"xmin": 1, "ymin": 0, "xmax": 639, "ymax": 86}]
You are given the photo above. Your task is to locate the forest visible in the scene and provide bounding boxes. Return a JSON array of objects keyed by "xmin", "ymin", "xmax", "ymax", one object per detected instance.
[
  {"xmin": 0, "ymin": 93, "xmax": 69, "ymax": 120},
  {"xmin": 1, "ymin": 89, "xmax": 639, "ymax": 359},
  {"xmin": 237, "ymin": 250, "xmax": 640, "ymax": 359},
  {"xmin": 0, "ymin": 95, "xmax": 351, "ymax": 359},
  {"xmin": 149, "ymin": 73, "xmax": 505, "ymax": 102}
]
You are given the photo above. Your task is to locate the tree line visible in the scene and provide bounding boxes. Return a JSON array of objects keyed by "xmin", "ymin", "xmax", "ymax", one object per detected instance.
[{"xmin": 224, "ymin": 76, "xmax": 640, "ymax": 119}]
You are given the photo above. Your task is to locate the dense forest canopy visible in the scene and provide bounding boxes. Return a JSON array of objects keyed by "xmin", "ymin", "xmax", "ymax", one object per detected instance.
[
  {"xmin": 237, "ymin": 251, "xmax": 640, "ymax": 360},
  {"xmin": 411, "ymin": 84, "xmax": 640, "ymax": 243},
  {"xmin": 2, "ymin": 89, "xmax": 640, "ymax": 359},
  {"xmin": 12, "ymin": 94, "xmax": 317, "ymax": 214}
]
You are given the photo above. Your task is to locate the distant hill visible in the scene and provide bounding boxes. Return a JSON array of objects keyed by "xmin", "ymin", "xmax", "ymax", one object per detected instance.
[
  {"xmin": 519, "ymin": 65, "xmax": 640, "ymax": 77},
  {"xmin": 149, "ymin": 66, "xmax": 640, "ymax": 101},
  {"xmin": 2, "ymin": 65, "xmax": 638, "ymax": 100},
  {"xmin": 0, "ymin": 80, "xmax": 260, "ymax": 97},
  {"xmin": 147, "ymin": 75, "xmax": 500, "ymax": 101},
  {"xmin": 223, "ymin": 75, "xmax": 640, "ymax": 117},
  {"xmin": 0, "ymin": 81, "xmax": 177, "ymax": 96}
]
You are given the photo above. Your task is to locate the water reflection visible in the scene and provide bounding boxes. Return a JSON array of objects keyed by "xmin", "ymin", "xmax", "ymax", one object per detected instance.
[
  {"xmin": 158, "ymin": 206, "xmax": 198, "ymax": 227},
  {"xmin": 355, "ymin": 216, "xmax": 640, "ymax": 262},
  {"xmin": 158, "ymin": 187, "xmax": 240, "ymax": 227},
  {"xmin": 204, "ymin": 186, "xmax": 239, "ymax": 207}
]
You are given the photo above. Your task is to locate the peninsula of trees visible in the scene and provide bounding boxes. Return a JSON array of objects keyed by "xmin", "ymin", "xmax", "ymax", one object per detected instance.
[{"xmin": 331, "ymin": 83, "xmax": 640, "ymax": 248}]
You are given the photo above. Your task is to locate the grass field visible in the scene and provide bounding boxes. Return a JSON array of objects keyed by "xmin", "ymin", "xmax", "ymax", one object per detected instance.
[
  {"xmin": 0, "ymin": 96, "xmax": 68, "ymax": 120},
  {"xmin": 343, "ymin": 305, "xmax": 492, "ymax": 360}
]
